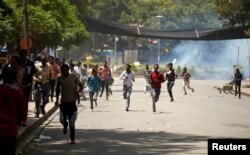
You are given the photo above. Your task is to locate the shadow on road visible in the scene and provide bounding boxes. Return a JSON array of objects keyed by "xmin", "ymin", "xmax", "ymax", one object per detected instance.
[{"xmin": 24, "ymin": 128, "xmax": 209, "ymax": 155}]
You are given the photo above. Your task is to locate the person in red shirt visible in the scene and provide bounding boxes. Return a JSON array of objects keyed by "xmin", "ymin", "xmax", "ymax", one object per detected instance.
[
  {"xmin": 98, "ymin": 60, "xmax": 112, "ymax": 100},
  {"xmin": 150, "ymin": 64, "xmax": 165, "ymax": 112},
  {"xmin": 49, "ymin": 56, "xmax": 59, "ymax": 102},
  {"xmin": 0, "ymin": 67, "xmax": 26, "ymax": 155}
]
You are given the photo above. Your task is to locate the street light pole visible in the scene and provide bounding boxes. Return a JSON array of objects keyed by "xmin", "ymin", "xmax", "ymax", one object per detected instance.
[
  {"xmin": 156, "ymin": 15, "xmax": 163, "ymax": 64},
  {"xmin": 157, "ymin": 39, "xmax": 160, "ymax": 64},
  {"xmin": 237, "ymin": 44, "xmax": 240, "ymax": 67},
  {"xmin": 248, "ymin": 55, "xmax": 250, "ymax": 78},
  {"xmin": 230, "ymin": 46, "xmax": 233, "ymax": 75},
  {"xmin": 114, "ymin": 35, "xmax": 119, "ymax": 64},
  {"xmin": 247, "ymin": 39, "xmax": 250, "ymax": 78}
]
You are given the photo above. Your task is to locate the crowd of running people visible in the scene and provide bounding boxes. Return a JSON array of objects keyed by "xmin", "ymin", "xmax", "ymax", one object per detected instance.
[{"xmin": 0, "ymin": 49, "xmax": 243, "ymax": 153}]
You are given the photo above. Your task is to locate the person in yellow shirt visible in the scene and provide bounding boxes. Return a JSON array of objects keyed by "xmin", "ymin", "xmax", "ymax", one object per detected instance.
[{"xmin": 33, "ymin": 55, "xmax": 52, "ymax": 118}]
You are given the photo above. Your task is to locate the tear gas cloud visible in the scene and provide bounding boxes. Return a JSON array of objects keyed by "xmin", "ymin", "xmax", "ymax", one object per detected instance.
[{"xmin": 161, "ymin": 39, "xmax": 250, "ymax": 80}]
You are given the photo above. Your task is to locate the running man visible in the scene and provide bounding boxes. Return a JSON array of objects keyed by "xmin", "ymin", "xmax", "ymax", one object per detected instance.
[
  {"xmin": 33, "ymin": 55, "xmax": 51, "ymax": 117},
  {"xmin": 181, "ymin": 67, "xmax": 194, "ymax": 95},
  {"xmin": 165, "ymin": 63, "xmax": 177, "ymax": 102},
  {"xmin": 55, "ymin": 64, "xmax": 83, "ymax": 144},
  {"xmin": 48, "ymin": 56, "xmax": 60, "ymax": 102},
  {"xmin": 108, "ymin": 76, "xmax": 114, "ymax": 95},
  {"xmin": 120, "ymin": 64, "xmax": 135, "ymax": 112},
  {"xmin": 144, "ymin": 64, "xmax": 152, "ymax": 94},
  {"xmin": 87, "ymin": 68, "xmax": 101, "ymax": 111},
  {"xmin": 150, "ymin": 64, "xmax": 165, "ymax": 112},
  {"xmin": 98, "ymin": 60, "xmax": 112, "ymax": 100},
  {"xmin": 75, "ymin": 61, "xmax": 87, "ymax": 101}
]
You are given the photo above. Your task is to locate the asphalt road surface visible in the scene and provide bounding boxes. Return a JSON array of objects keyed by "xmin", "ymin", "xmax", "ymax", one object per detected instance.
[{"xmin": 23, "ymin": 78, "xmax": 250, "ymax": 155}]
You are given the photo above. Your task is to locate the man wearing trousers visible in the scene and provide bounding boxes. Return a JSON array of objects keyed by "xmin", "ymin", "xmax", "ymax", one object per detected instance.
[
  {"xmin": 150, "ymin": 64, "xmax": 165, "ymax": 112},
  {"xmin": 120, "ymin": 64, "xmax": 135, "ymax": 112}
]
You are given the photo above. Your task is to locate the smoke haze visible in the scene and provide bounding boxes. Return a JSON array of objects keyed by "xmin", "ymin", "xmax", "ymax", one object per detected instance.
[{"xmin": 162, "ymin": 39, "xmax": 250, "ymax": 80}]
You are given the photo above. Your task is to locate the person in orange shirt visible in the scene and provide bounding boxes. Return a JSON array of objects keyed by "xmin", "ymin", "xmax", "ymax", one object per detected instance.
[
  {"xmin": 98, "ymin": 60, "xmax": 112, "ymax": 100},
  {"xmin": 49, "ymin": 56, "xmax": 59, "ymax": 102}
]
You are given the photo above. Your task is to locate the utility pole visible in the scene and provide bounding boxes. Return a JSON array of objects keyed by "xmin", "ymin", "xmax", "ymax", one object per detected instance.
[
  {"xmin": 237, "ymin": 44, "xmax": 240, "ymax": 67},
  {"xmin": 156, "ymin": 15, "xmax": 163, "ymax": 64},
  {"xmin": 247, "ymin": 39, "xmax": 250, "ymax": 78},
  {"xmin": 230, "ymin": 46, "xmax": 233, "ymax": 75},
  {"xmin": 114, "ymin": 35, "xmax": 119, "ymax": 64},
  {"xmin": 157, "ymin": 38, "xmax": 160, "ymax": 64},
  {"xmin": 23, "ymin": 0, "xmax": 30, "ymax": 50},
  {"xmin": 248, "ymin": 55, "xmax": 250, "ymax": 78}
]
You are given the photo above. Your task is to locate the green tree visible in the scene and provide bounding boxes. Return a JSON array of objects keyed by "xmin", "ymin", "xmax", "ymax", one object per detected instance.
[
  {"xmin": 28, "ymin": 0, "xmax": 89, "ymax": 50},
  {"xmin": 1, "ymin": 0, "xmax": 89, "ymax": 52},
  {"xmin": 215, "ymin": 0, "xmax": 250, "ymax": 35},
  {"xmin": 0, "ymin": 0, "xmax": 21, "ymax": 44},
  {"xmin": 86, "ymin": 0, "xmax": 220, "ymax": 30},
  {"xmin": 83, "ymin": 0, "xmax": 221, "ymax": 54}
]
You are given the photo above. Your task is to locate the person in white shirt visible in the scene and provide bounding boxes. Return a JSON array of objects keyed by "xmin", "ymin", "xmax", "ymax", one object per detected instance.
[
  {"xmin": 81, "ymin": 64, "xmax": 88, "ymax": 100},
  {"xmin": 74, "ymin": 61, "xmax": 87, "ymax": 101},
  {"xmin": 120, "ymin": 64, "xmax": 135, "ymax": 112}
]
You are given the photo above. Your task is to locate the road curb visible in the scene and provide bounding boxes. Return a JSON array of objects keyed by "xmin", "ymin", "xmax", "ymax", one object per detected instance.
[{"xmin": 16, "ymin": 105, "xmax": 59, "ymax": 153}]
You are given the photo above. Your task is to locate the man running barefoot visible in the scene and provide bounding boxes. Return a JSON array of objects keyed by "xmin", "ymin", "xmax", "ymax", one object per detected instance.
[{"xmin": 181, "ymin": 67, "xmax": 194, "ymax": 95}]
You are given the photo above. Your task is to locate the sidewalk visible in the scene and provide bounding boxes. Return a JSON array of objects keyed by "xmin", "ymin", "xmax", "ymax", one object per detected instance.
[{"xmin": 17, "ymin": 99, "xmax": 59, "ymax": 154}]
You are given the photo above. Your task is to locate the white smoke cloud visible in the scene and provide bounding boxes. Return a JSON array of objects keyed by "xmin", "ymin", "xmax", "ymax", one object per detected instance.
[{"xmin": 161, "ymin": 39, "xmax": 250, "ymax": 80}]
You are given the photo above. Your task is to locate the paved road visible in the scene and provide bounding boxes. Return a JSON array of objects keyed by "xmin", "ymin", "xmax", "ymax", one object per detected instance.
[{"xmin": 23, "ymin": 78, "xmax": 250, "ymax": 155}]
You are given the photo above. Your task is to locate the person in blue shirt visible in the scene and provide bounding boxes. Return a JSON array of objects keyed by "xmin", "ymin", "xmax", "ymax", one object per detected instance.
[{"xmin": 87, "ymin": 68, "xmax": 101, "ymax": 111}]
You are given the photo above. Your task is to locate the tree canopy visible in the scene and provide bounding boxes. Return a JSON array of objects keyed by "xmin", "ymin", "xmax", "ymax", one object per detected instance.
[
  {"xmin": 1, "ymin": 0, "xmax": 249, "ymax": 55},
  {"xmin": 0, "ymin": 0, "xmax": 20, "ymax": 44},
  {"xmin": 1, "ymin": 0, "xmax": 89, "ymax": 50},
  {"xmin": 215, "ymin": 0, "xmax": 250, "ymax": 35},
  {"xmin": 83, "ymin": 0, "xmax": 222, "ymax": 54},
  {"xmin": 86, "ymin": 0, "xmax": 221, "ymax": 30}
]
